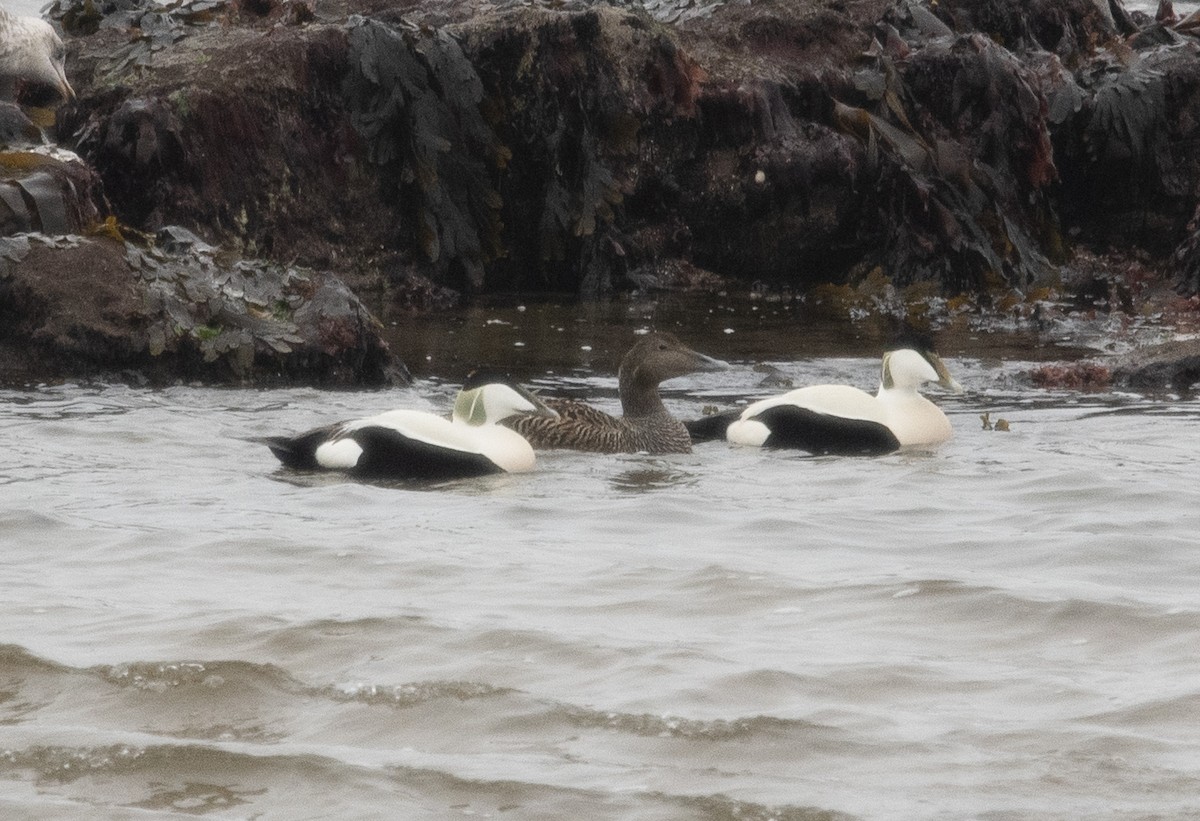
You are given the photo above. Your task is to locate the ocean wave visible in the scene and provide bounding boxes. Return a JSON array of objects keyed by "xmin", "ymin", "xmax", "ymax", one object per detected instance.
[
  {"xmin": 671, "ymin": 792, "xmax": 856, "ymax": 821},
  {"xmin": 323, "ymin": 679, "xmax": 513, "ymax": 707},
  {"xmin": 0, "ymin": 739, "xmax": 858, "ymax": 820},
  {"xmin": 556, "ymin": 705, "xmax": 827, "ymax": 741},
  {"xmin": 1083, "ymin": 691, "xmax": 1200, "ymax": 731},
  {"xmin": 96, "ymin": 659, "xmax": 299, "ymax": 694},
  {"xmin": 0, "ymin": 644, "xmax": 71, "ymax": 675},
  {"xmin": 1, "ymin": 743, "xmax": 160, "ymax": 785},
  {"xmin": 877, "ymin": 578, "xmax": 1200, "ymax": 624},
  {"xmin": 4, "ymin": 644, "xmax": 516, "ymax": 717}
]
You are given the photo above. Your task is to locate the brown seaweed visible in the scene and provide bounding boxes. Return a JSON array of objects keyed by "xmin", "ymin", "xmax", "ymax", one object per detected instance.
[{"xmin": 344, "ymin": 16, "xmax": 504, "ymax": 292}]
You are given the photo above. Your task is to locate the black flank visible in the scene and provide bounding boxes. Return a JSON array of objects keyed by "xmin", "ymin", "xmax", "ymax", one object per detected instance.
[
  {"xmin": 755, "ymin": 406, "xmax": 901, "ymax": 456},
  {"xmin": 345, "ymin": 426, "xmax": 503, "ymax": 479}
]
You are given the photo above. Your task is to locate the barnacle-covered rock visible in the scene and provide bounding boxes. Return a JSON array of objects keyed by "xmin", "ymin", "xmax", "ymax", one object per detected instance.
[{"xmin": 0, "ymin": 228, "xmax": 407, "ymax": 385}]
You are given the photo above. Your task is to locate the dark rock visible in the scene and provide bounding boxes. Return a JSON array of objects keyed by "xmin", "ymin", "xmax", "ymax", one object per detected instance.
[
  {"xmin": 28, "ymin": 0, "xmax": 1200, "ymax": 316},
  {"xmin": 0, "ymin": 231, "xmax": 408, "ymax": 385},
  {"xmin": 343, "ymin": 15, "xmax": 505, "ymax": 293},
  {"xmin": 1110, "ymin": 339, "xmax": 1200, "ymax": 391},
  {"xmin": 929, "ymin": 0, "xmax": 1129, "ymax": 58}
]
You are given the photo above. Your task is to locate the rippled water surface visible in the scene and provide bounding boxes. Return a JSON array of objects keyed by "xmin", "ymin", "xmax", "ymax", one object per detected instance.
[{"xmin": 2, "ymin": 302, "xmax": 1199, "ymax": 820}]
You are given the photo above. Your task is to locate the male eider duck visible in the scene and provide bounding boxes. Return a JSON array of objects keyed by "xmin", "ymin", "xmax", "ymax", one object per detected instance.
[
  {"xmin": 264, "ymin": 373, "xmax": 558, "ymax": 480},
  {"xmin": 0, "ymin": 7, "xmax": 74, "ymax": 104},
  {"xmin": 503, "ymin": 332, "xmax": 728, "ymax": 454},
  {"xmin": 687, "ymin": 348, "xmax": 962, "ymax": 456}
]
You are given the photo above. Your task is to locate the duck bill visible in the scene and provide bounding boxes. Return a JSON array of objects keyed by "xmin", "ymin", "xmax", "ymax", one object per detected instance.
[
  {"xmin": 691, "ymin": 351, "xmax": 732, "ymax": 373},
  {"xmin": 514, "ymin": 384, "xmax": 560, "ymax": 419},
  {"xmin": 928, "ymin": 353, "xmax": 964, "ymax": 394}
]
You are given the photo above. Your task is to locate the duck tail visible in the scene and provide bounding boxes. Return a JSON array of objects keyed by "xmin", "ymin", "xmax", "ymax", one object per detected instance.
[
  {"xmin": 255, "ymin": 428, "xmax": 335, "ymax": 470},
  {"xmin": 684, "ymin": 410, "xmax": 740, "ymax": 443}
]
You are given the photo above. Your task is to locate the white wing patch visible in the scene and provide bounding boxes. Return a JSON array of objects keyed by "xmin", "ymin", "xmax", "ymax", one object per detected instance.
[
  {"xmin": 315, "ymin": 438, "xmax": 364, "ymax": 470},
  {"xmin": 727, "ymin": 418, "xmax": 771, "ymax": 447}
]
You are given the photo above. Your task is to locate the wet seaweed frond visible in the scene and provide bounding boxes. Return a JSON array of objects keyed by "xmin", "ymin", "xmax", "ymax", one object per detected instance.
[
  {"xmin": 344, "ymin": 17, "xmax": 505, "ymax": 291},
  {"xmin": 1081, "ymin": 58, "xmax": 1169, "ymax": 173}
]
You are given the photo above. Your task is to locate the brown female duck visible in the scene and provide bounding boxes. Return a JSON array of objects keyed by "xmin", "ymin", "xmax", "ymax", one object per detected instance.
[{"xmin": 504, "ymin": 332, "xmax": 727, "ymax": 454}]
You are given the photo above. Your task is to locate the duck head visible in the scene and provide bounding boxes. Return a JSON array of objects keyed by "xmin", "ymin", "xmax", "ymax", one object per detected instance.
[
  {"xmin": 453, "ymin": 373, "xmax": 559, "ymax": 427},
  {"xmin": 0, "ymin": 15, "xmax": 75, "ymax": 105},
  {"xmin": 881, "ymin": 349, "xmax": 963, "ymax": 393},
  {"xmin": 619, "ymin": 332, "xmax": 728, "ymax": 385},
  {"xmin": 618, "ymin": 332, "xmax": 729, "ymax": 416}
]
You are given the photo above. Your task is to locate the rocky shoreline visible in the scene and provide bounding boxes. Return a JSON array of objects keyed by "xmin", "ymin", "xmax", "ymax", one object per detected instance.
[{"xmin": 2, "ymin": 0, "xmax": 1200, "ymax": 388}]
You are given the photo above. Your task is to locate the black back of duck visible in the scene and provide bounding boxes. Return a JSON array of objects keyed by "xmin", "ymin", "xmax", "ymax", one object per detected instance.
[{"xmin": 506, "ymin": 398, "xmax": 693, "ymax": 454}]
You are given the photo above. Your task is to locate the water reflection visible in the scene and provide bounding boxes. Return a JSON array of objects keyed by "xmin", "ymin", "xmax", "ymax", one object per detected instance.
[
  {"xmin": 387, "ymin": 293, "xmax": 1102, "ymax": 383},
  {"xmin": 609, "ymin": 466, "xmax": 698, "ymax": 493},
  {"xmin": 266, "ymin": 467, "xmax": 527, "ymax": 495}
]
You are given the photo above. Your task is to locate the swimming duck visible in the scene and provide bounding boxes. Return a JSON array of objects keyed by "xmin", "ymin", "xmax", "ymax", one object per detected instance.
[
  {"xmin": 503, "ymin": 332, "xmax": 728, "ymax": 454},
  {"xmin": 0, "ymin": 7, "xmax": 74, "ymax": 105},
  {"xmin": 686, "ymin": 348, "xmax": 962, "ymax": 455},
  {"xmin": 263, "ymin": 373, "xmax": 559, "ymax": 479}
]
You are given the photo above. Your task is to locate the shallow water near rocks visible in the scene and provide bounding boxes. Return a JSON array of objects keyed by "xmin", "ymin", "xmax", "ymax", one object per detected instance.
[{"xmin": 2, "ymin": 299, "xmax": 1199, "ymax": 820}]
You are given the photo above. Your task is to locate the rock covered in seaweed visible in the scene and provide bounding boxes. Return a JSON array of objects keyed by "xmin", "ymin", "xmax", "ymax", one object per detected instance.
[
  {"xmin": 31, "ymin": 0, "xmax": 1200, "ymax": 314},
  {"xmin": 0, "ymin": 145, "xmax": 103, "ymax": 236},
  {"xmin": 0, "ymin": 228, "xmax": 408, "ymax": 385}
]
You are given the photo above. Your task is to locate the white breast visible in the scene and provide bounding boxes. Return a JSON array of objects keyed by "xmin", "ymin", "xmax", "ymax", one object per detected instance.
[{"xmin": 877, "ymin": 390, "xmax": 953, "ymax": 448}]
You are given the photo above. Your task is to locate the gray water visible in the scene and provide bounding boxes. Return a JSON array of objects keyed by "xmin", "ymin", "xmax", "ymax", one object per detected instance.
[{"xmin": 2, "ymin": 301, "xmax": 1199, "ymax": 820}]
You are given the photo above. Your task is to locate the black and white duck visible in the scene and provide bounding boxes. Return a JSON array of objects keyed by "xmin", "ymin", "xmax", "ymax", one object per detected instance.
[
  {"xmin": 504, "ymin": 332, "xmax": 728, "ymax": 454},
  {"xmin": 686, "ymin": 348, "xmax": 962, "ymax": 455},
  {"xmin": 263, "ymin": 373, "xmax": 559, "ymax": 479}
]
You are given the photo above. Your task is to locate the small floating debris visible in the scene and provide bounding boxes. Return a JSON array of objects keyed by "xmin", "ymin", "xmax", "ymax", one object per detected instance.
[{"xmin": 980, "ymin": 413, "xmax": 1011, "ymax": 432}]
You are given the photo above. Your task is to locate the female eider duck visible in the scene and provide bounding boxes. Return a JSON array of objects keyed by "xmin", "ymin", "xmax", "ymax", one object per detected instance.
[
  {"xmin": 263, "ymin": 373, "xmax": 558, "ymax": 480},
  {"xmin": 0, "ymin": 7, "xmax": 74, "ymax": 104},
  {"xmin": 503, "ymin": 332, "xmax": 728, "ymax": 454},
  {"xmin": 687, "ymin": 348, "xmax": 962, "ymax": 456}
]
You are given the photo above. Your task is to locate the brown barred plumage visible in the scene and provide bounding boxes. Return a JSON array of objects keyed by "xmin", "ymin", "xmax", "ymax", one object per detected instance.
[{"xmin": 503, "ymin": 332, "xmax": 726, "ymax": 455}]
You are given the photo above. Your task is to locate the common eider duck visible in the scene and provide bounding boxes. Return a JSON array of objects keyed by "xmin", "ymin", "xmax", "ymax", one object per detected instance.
[
  {"xmin": 686, "ymin": 348, "xmax": 962, "ymax": 455},
  {"xmin": 503, "ymin": 332, "xmax": 728, "ymax": 454},
  {"xmin": 0, "ymin": 7, "xmax": 73, "ymax": 104},
  {"xmin": 264, "ymin": 374, "xmax": 558, "ymax": 479}
]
